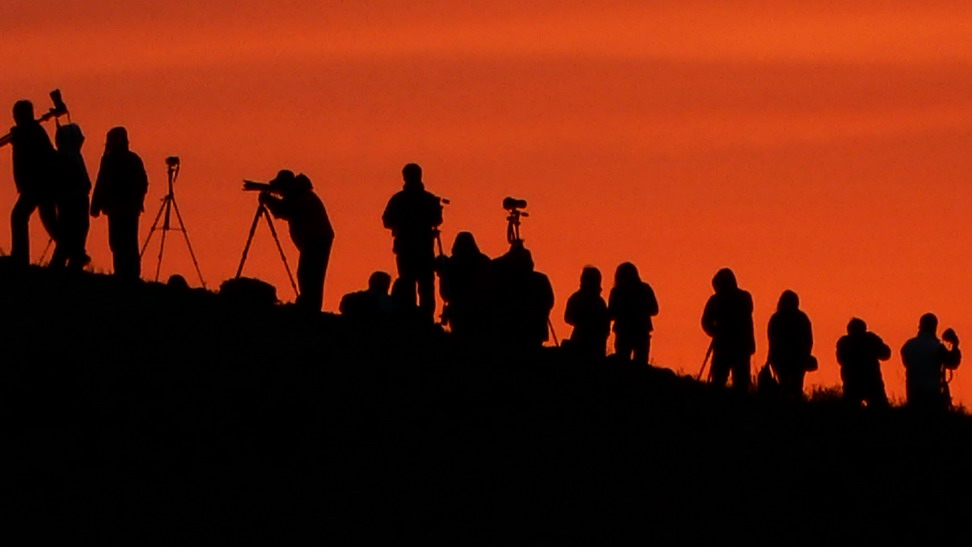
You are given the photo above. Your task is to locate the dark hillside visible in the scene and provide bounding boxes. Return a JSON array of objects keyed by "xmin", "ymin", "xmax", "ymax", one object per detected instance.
[{"xmin": 3, "ymin": 262, "xmax": 971, "ymax": 544}]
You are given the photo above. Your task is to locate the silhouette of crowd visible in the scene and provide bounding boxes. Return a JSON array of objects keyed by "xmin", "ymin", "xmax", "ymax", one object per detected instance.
[{"xmin": 0, "ymin": 93, "xmax": 963, "ymax": 413}]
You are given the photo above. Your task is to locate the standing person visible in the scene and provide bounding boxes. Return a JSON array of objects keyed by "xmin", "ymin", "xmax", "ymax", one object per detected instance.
[
  {"xmin": 607, "ymin": 262, "xmax": 659, "ymax": 365},
  {"xmin": 836, "ymin": 318, "xmax": 891, "ymax": 408},
  {"xmin": 564, "ymin": 266, "xmax": 610, "ymax": 360},
  {"xmin": 259, "ymin": 170, "xmax": 334, "ymax": 312},
  {"xmin": 438, "ymin": 232, "xmax": 491, "ymax": 337},
  {"xmin": 7, "ymin": 100, "xmax": 58, "ymax": 264},
  {"xmin": 766, "ymin": 290, "xmax": 814, "ymax": 398},
  {"xmin": 901, "ymin": 313, "xmax": 961, "ymax": 411},
  {"xmin": 701, "ymin": 268, "xmax": 755, "ymax": 391},
  {"xmin": 382, "ymin": 163, "xmax": 443, "ymax": 324},
  {"xmin": 49, "ymin": 123, "xmax": 92, "ymax": 269},
  {"xmin": 90, "ymin": 127, "xmax": 148, "ymax": 279}
]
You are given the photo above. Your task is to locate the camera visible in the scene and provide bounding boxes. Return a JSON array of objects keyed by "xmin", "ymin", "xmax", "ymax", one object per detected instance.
[
  {"xmin": 165, "ymin": 156, "xmax": 180, "ymax": 168},
  {"xmin": 243, "ymin": 180, "xmax": 272, "ymax": 192},
  {"xmin": 48, "ymin": 89, "xmax": 68, "ymax": 118},
  {"xmin": 503, "ymin": 197, "xmax": 527, "ymax": 211}
]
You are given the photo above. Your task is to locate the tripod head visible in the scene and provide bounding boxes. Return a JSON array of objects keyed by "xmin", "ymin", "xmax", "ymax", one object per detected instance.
[
  {"xmin": 165, "ymin": 156, "xmax": 180, "ymax": 192},
  {"xmin": 504, "ymin": 196, "xmax": 529, "ymax": 245}
]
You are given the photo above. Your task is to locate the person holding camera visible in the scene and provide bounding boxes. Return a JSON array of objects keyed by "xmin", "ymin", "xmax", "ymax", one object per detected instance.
[
  {"xmin": 91, "ymin": 127, "xmax": 148, "ymax": 279},
  {"xmin": 7, "ymin": 100, "xmax": 58, "ymax": 265},
  {"xmin": 836, "ymin": 317, "xmax": 891, "ymax": 408},
  {"xmin": 382, "ymin": 163, "xmax": 443, "ymax": 324},
  {"xmin": 901, "ymin": 313, "xmax": 961, "ymax": 411},
  {"xmin": 259, "ymin": 170, "xmax": 334, "ymax": 312}
]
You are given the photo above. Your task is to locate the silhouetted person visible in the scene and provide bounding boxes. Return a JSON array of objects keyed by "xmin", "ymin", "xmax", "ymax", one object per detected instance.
[
  {"xmin": 8, "ymin": 100, "xmax": 58, "ymax": 264},
  {"xmin": 340, "ymin": 271, "xmax": 393, "ymax": 324},
  {"xmin": 489, "ymin": 241, "xmax": 554, "ymax": 349},
  {"xmin": 49, "ymin": 123, "xmax": 91, "ymax": 269},
  {"xmin": 901, "ymin": 313, "xmax": 961, "ymax": 412},
  {"xmin": 607, "ymin": 263, "xmax": 659, "ymax": 365},
  {"xmin": 382, "ymin": 163, "xmax": 443, "ymax": 324},
  {"xmin": 91, "ymin": 127, "xmax": 147, "ymax": 279},
  {"xmin": 766, "ymin": 290, "xmax": 813, "ymax": 398},
  {"xmin": 564, "ymin": 266, "xmax": 610, "ymax": 360},
  {"xmin": 438, "ymin": 232, "xmax": 491, "ymax": 337},
  {"xmin": 701, "ymin": 268, "xmax": 755, "ymax": 391},
  {"xmin": 260, "ymin": 170, "xmax": 334, "ymax": 312},
  {"xmin": 836, "ymin": 318, "xmax": 891, "ymax": 408}
]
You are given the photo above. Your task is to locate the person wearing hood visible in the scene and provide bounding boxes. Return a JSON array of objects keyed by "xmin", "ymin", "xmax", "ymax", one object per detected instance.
[
  {"xmin": 488, "ymin": 241, "xmax": 554, "ymax": 349},
  {"xmin": 766, "ymin": 290, "xmax": 814, "ymax": 397},
  {"xmin": 49, "ymin": 123, "xmax": 92, "ymax": 269},
  {"xmin": 7, "ymin": 100, "xmax": 58, "ymax": 264},
  {"xmin": 607, "ymin": 262, "xmax": 659, "ymax": 366},
  {"xmin": 91, "ymin": 127, "xmax": 148, "ymax": 279},
  {"xmin": 382, "ymin": 163, "xmax": 443, "ymax": 324},
  {"xmin": 260, "ymin": 170, "xmax": 334, "ymax": 312},
  {"xmin": 701, "ymin": 268, "xmax": 755, "ymax": 391},
  {"xmin": 901, "ymin": 313, "xmax": 961, "ymax": 411},
  {"xmin": 565, "ymin": 266, "xmax": 610, "ymax": 360},
  {"xmin": 438, "ymin": 231, "xmax": 491, "ymax": 336}
]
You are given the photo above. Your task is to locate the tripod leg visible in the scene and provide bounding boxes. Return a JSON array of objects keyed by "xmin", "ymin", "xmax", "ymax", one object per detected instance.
[
  {"xmin": 170, "ymin": 197, "xmax": 206, "ymax": 288},
  {"xmin": 140, "ymin": 198, "xmax": 167, "ymax": 257},
  {"xmin": 262, "ymin": 209, "xmax": 299, "ymax": 298},
  {"xmin": 236, "ymin": 205, "xmax": 264, "ymax": 279},
  {"xmin": 154, "ymin": 198, "xmax": 171, "ymax": 282}
]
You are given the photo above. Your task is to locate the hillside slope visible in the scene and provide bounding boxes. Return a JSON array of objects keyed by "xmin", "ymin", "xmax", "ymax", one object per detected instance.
[{"xmin": 3, "ymin": 263, "xmax": 971, "ymax": 544}]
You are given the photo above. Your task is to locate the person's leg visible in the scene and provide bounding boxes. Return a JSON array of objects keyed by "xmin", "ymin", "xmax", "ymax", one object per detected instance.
[
  {"xmin": 395, "ymin": 253, "xmax": 418, "ymax": 309},
  {"xmin": 10, "ymin": 194, "xmax": 37, "ymax": 264},
  {"xmin": 731, "ymin": 354, "xmax": 751, "ymax": 392},
  {"xmin": 416, "ymin": 266, "xmax": 435, "ymax": 324},
  {"xmin": 632, "ymin": 332, "xmax": 649, "ymax": 366},
  {"xmin": 109, "ymin": 213, "xmax": 141, "ymax": 279},
  {"xmin": 296, "ymin": 250, "xmax": 325, "ymax": 312},
  {"xmin": 709, "ymin": 352, "xmax": 730, "ymax": 387}
]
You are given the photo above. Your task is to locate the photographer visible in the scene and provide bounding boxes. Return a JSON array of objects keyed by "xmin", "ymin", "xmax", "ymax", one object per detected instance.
[
  {"xmin": 901, "ymin": 313, "xmax": 961, "ymax": 411},
  {"xmin": 259, "ymin": 170, "xmax": 334, "ymax": 312},
  {"xmin": 382, "ymin": 163, "xmax": 443, "ymax": 324},
  {"xmin": 7, "ymin": 100, "xmax": 58, "ymax": 264},
  {"xmin": 91, "ymin": 127, "xmax": 148, "ymax": 279}
]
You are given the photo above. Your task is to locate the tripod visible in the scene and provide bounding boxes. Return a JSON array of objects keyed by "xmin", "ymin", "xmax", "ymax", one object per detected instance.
[
  {"xmin": 235, "ymin": 201, "xmax": 299, "ymax": 298},
  {"xmin": 506, "ymin": 207, "xmax": 528, "ymax": 245},
  {"xmin": 141, "ymin": 159, "xmax": 206, "ymax": 287}
]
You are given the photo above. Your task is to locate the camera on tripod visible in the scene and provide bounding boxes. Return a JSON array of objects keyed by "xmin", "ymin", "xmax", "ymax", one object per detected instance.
[
  {"xmin": 504, "ymin": 196, "xmax": 529, "ymax": 244},
  {"xmin": 165, "ymin": 156, "xmax": 180, "ymax": 168}
]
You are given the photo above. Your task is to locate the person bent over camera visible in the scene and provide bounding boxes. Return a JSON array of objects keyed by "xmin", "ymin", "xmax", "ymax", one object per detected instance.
[
  {"xmin": 260, "ymin": 170, "xmax": 334, "ymax": 312},
  {"xmin": 91, "ymin": 127, "xmax": 147, "ymax": 279}
]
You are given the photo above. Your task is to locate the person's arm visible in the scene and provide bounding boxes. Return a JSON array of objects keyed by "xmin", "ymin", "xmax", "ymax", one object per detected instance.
[
  {"xmin": 382, "ymin": 196, "xmax": 397, "ymax": 231},
  {"xmin": 874, "ymin": 334, "xmax": 891, "ymax": 361},
  {"xmin": 564, "ymin": 294, "xmax": 579, "ymax": 326},
  {"xmin": 645, "ymin": 284, "xmax": 659, "ymax": 317},
  {"xmin": 701, "ymin": 297, "xmax": 717, "ymax": 337},
  {"xmin": 133, "ymin": 155, "xmax": 149, "ymax": 212},
  {"xmin": 941, "ymin": 329, "xmax": 961, "ymax": 370},
  {"xmin": 90, "ymin": 155, "xmax": 109, "ymax": 217},
  {"xmin": 259, "ymin": 192, "xmax": 288, "ymax": 218}
]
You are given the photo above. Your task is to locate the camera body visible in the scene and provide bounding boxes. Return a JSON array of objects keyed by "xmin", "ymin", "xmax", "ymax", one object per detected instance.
[
  {"xmin": 503, "ymin": 197, "xmax": 527, "ymax": 211},
  {"xmin": 166, "ymin": 156, "xmax": 180, "ymax": 168}
]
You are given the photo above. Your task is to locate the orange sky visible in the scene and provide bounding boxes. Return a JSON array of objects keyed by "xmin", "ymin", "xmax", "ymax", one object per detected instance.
[{"xmin": 3, "ymin": 1, "xmax": 972, "ymax": 405}]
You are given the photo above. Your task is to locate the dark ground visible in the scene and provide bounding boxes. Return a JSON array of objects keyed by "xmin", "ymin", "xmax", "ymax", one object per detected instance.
[{"xmin": 3, "ymin": 262, "xmax": 971, "ymax": 545}]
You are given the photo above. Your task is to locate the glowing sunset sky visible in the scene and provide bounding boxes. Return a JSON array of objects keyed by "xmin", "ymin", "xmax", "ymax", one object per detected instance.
[{"xmin": 3, "ymin": 1, "xmax": 972, "ymax": 403}]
